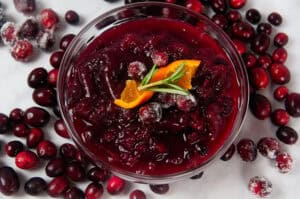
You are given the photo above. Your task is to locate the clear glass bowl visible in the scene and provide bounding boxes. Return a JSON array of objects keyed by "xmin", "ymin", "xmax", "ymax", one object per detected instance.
[{"xmin": 58, "ymin": 2, "xmax": 249, "ymax": 184}]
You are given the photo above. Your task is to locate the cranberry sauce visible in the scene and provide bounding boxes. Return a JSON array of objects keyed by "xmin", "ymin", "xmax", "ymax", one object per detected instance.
[{"xmin": 67, "ymin": 18, "xmax": 240, "ymax": 175}]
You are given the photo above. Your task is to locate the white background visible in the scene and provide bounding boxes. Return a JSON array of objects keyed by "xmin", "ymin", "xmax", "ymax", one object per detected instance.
[{"xmin": 0, "ymin": 0, "xmax": 299, "ymax": 198}]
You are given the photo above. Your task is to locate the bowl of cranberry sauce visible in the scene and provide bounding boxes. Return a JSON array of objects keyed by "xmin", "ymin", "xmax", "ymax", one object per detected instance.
[{"xmin": 58, "ymin": 2, "xmax": 249, "ymax": 183}]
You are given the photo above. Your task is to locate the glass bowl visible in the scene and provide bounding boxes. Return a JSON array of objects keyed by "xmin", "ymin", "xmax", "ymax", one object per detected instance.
[{"xmin": 58, "ymin": 2, "xmax": 249, "ymax": 184}]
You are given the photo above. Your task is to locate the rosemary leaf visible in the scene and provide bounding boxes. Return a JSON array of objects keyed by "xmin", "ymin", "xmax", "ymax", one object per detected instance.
[
  {"xmin": 141, "ymin": 64, "xmax": 157, "ymax": 86},
  {"xmin": 147, "ymin": 87, "xmax": 189, "ymax": 95}
]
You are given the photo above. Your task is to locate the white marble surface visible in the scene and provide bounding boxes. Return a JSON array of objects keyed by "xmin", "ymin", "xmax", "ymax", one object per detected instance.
[{"xmin": 0, "ymin": 0, "xmax": 299, "ymax": 198}]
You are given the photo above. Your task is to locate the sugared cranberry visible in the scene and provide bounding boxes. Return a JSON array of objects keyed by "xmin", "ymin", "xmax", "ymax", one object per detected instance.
[
  {"xmin": 276, "ymin": 126, "xmax": 298, "ymax": 145},
  {"xmin": 37, "ymin": 30, "xmax": 55, "ymax": 50},
  {"xmin": 24, "ymin": 177, "xmax": 47, "ymax": 196},
  {"xmin": 106, "ymin": 176, "xmax": 125, "ymax": 195},
  {"xmin": 9, "ymin": 108, "xmax": 24, "ymax": 123},
  {"xmin": 85, "ymin": 182, "xmax": 104, "ymax": 199},
  {"xmin": 250, "ymin": 94, "xmax": 272, "ymax": 120},
  {"xmin": 210, "ymin": 0, "xmax": 228, "ymax": 14},
  {"xmin": 285, "ymin": 93, "xmax": 300, "ymax": 117},
  {"xmin": 249, "ymin": 67, "xmax": 269, "ymax": 90},
  {"xmin": 274, "ymin": 86, "xmax": 288, "ymax": 101},
  {"xmin": 54, "ymin": 119, "xmax": 70, "ymax": 139},
  {"xmin": 26, "ymin": 127, "xmax": 44, "ymax": 148},
  {"xmin": 59, "ymin": 143, "xmax": 77, "ymax": 160},
  {"xmin": 60, "ymin": 34, "xmax": 75, "ymax": 51},
  {"xmin": 15, "ymin": 150, "xmax": 38, "ymax": 169},
  {"xmin": 271, "ymin": 109, "xmax": 290, "ymax": 126},
  {"xmin": 37, "ymin": 140, "xmax": 57, "ymax": 159},
  {"xmin": 17, "ymin": 18, "xmax": 39, "ymax": 40},
  {"xmin": 39, "ymin": 8, "xmax": 59, "ymax": 29},
  {"xmin": 149, "ymin": 184, "xmax": 169, "ymax": 194},
  {"xmin": 151, "ymin": 51, "xmax": 168, "ymax": 66},
  {"xmin": 229, "ymin": 0, "xmax": 246, "ymax": 9},
  {"xmin": 24, "ymin": 106, "xmax": 50, "ymax": 127},
  {"xmin": 0, "ymin": 113, "xmax": 10, "ymax": 134},
  {"xmin": 212, "ymin": 14, "xmax": 229, "ymax": 30},
  {"xmin": 11, "ymin": 39, "xmax": 33, "ymax": 62},
  {"xmin": 272, "ymin": 48, "xmax": 287, "ymax": 63},
  {"xmin": 66, "ymin": 162, "xmax": 85, "ymax": 182},
  {"xmin": 48, "ymin": 68, "xmax": 59, "ymax": 87},
  {"xmin": 0, "ymin": 166, "xmax": 20, "ymax": 195},
  {"xmin": 65, "ymin": 187, "xmax": 84, "ymax": 199},
  {"xmin": 268, "ymin": 12, "xmax": 282, "ymax": 26},
  {"xmin": 246, "ymin": 9, "xmax": 261, "ymax": 24},
  {"xmin": 221, "ymin": 144, "xmax": 235, "ymax": 161},
  {"xmin": 251, "ymin": 33, "xmax": 270, "ymax": 54},
  {"xmin": 176, "ymin": 94, "xmax": 197, "ymax": 112},
  {"xmin": 257, "ymin": 54, "xmax": 272, "ymax": 69},
  {"xmin": 46, "ymin": 158, "xmax": 65, "ymax": 177},
  {"xmin": 256, "ymin": 23, "xmax": 272, "ymax": 35},
  {"xmin": 87, "ymin": 167, "xmax": 109, "ymax": 183},
  {"xmin": 269, "ymin": 63, "xmax": 290, "ymax": 85},
  {"xmin": 139, "ymin": 102, "xmax": 162, "ymax": 124},
  {"xmin": 50, "ymin": 50, "xmax": 64, "ymax": 69},
  {"xmin": 186, "ymin": 0, "xmax": 204, "ymax": 13},
  {"xmin": 27, "ymin": 67, "xmax": 48, "ymax": 89},
  {"xmin": 275, "ymin": 152, "xmax": 294, "ymax": 173},
  {"xmin": 32, "ymin": 87, "xmax": 57, "ymax": 107},
  {"xmin": 226, "ymin": 10, "xmax": 241, "ymax": 23},
  {"xmin": 130, "ymin": 190, "xmax": 146, "ymax": 199},
  {"xmin": 231, "ymin": 21, "xmax": 255, "ymax": 41},
  {"xmin": 13, "ymin": 0, "xmax": 35, "ymax": 14},
  {"xmin": 237, "ymin": 139, "xmax": 257, "ymax": 162},
  {"xmin": 242, "ymin": 53, "xmax": 257, "ymax": 69},
  {"xmin": 127, "ymin": 61, "xmax": 147, "ymax": 80},
  {"xmin": 65, "ymin": 10, "xmax": 80, "ymax": 25},
  {"xmin": 47, "ymin": 176, "xmax": 70, "ymax": 197},
  {"xmin": 12, "ymin": 123, "xmax": 29, "ymax": 137},
  {"xmin": 248, "ymin": 176, "xmax": 272, "ymax": 198},
  {"xmin": 190, "ymin": 172, "xmax": 204, "ymax": 180},
  {"xmin": 257, "ymin": 137, "xmax": 280, "ymax": 159},
  {"xmin": 0, "ymin": 22, "xmax": 17, "ymax": 45},
  {"xmin": 5, "ymin": 140, "xmax": 24, "ymax": 157},
  {"xmin": 274, "ymin": 32, "xmax": 288, "ymax": 47}
]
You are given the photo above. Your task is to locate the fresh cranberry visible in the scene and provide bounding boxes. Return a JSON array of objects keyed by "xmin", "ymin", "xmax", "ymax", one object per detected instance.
[
  {"xmin": 48, "ymin": 68, "xmax": 59, "ymax": 87},
  {"xmin": 27, "ymin": 67, "xmax": 48, "ymax": 89},
  {"xmin": 106, "ymin": 176, "xmax": 125, "ymax": 195},
  {"xmin": 190, "ymin": 171, "xmax": 204, "ymax": 180},
  {"xmin": 0, "ymin": 22, "xmax": 17, "ymax": 45},
  {"xmin": 248, "ymin": 176, "xmax": 272, "ymax": 197},
  {"xmin": 149, "ymin": 184, "xmax": 169, "ymax": 194},
  {"xmin": 274, "ymin": 86, "xmax": 288, "ymax": 101},
  {"xmin": 47, "ymin": 176, "xmax": 70, "ymax": 197},
  {"xmin": 0, "ymin": 113, "xmax": 10, "ymax": 133},
  {"xmin": 130, "ymin": 190, "xmax": 146, "ymax": 199},
  {"xmin": 60, "ymin": 34, "xmax": 75, "ymax": 50},
  {"xmin": 13, "ymin": 0, "xmax": 35, "ymax": 14},
  {"xmin": 276, "ymin": 126, "xmax": 298, "ymax": 145},
  {"xmin": 15, "ymin": 150, "xmax": 39, "ymax": 169},
  {"xmin": 242, "ymin": 53, "xmax": 257, "ymax": 69},
  {"xmin": 50, "ymin": 50, "xmax": 64, "ymax": 69},
  {"xmin": 12, "ymin": 123, "xmax": 29, "ymax": 137},
  {"xmin": 257, "ymin": 54, "xmax": 272, "ymax": 69},
  {"xmin": 256, "ymin": 22, "xmax": 272, "ymax": 35},
  {"xmin": 127, "ymin": 61, "xmax": 147, "ymax": 80},
  {"xmin": 221, "ymin": 144, "xmax": 235, "ymax": 161},
  {"xmin": 32, "ymin": 87, "xmax": 57, "ymax": 107},
  {"xmin": 85, "ymin": 182, "xmax": 104, "ymax": 199},
  {"xmin": 272, "ymin": 48, "xmax": 287, "ymax": 63},
  {"xmin": 11, "ymin": 39, "xmax": 33, "ymax": 62},
  {"xmin": 87, "ymin": 167, "xmax": 109, "ymax": 183},
  {"xmin": 17, "ymin": 18, "xmax": 39, "ymax": 40},
  {"xmin": 226, "ymin": 10, "xmax": 242, "ymax": 23},
  {"xmin": 5, "ymin": 140, "xmax": 24, "ymax": 157},
  {"xmin": 268, "ymin": 12, "xmax": 282, "ymax": 26},
  {"xmin": 9, "ymin": 108, "xmax": 24, "ymax": 123},
  {"xmin": 231, "ymin": 21, "xmax": 255, "ymax": 41},
  {"xmin": 24, "ymin": 177, "xmax": 47, "ymax": 196},
  {"xmin": 186, "ymin": 0, "xmax": 204, "ymax": 13},
  {"xmin": 275, "ymin": 152, "xmax": 294, "ymax": 173},
  {"xmin": 138, "ymin": 102, "xmax": 162, "ymax": 124},
  {"xmin": 237, "ymin": 139, "xmax": 257, "ymax": 162},
  {"xmin": 37, "ymin": 140, "xmax": 57, "ymax": 159},
  {"xmin": 65, "ymin": 10, "xmax": 80, "ymax": 25},
  {"xmin": 59, "ymin": 143, "xmax": 77, "ymax": 160},
  {"xmin": 24, "ymin": 107, "xmax": 50, "ymax": 127},
  {"xmin": 65, "ymin": 187, "xmax": 84, "ymax": 199},
  {"xmin": 39, "ymin": 8, "xmax": 59, "ymax": 29},
  {"xmin": 229, "ymin": 0, "xmax": 246, "ymax": 9},
  {"xmin": 212, "ymin": 14, "xmax": 229, "ymax": 30},
  {"xmin": 176, "ymin": 94, "xmax": 197, "ymax": 112},
  {"xmin": 0, "ymin": 166, "xmax": 20, "ymax": 195},
  {"xmin": 269, "ymin": 63, "xmax": 290, "ymax": 84},
  {"xmin": 274, "ymin": 32, "xmax": 288, "ymax": 47},
  {"xmin": 26, "ymin": 127, "xmax": 44, "ymax": 148},
  {"xmin": 257, "ymin": 137, "xmax": 280, "ymax": 159},
  {"xmin": 46, "ymin": 158, "xmax": 65, "ymax": 177},
  {"xmin": 271, "ymin": 109, "xmax": 290, "ymax": 126},
  {"xmin": 246, "ymin": 8, "xmax": 261, "ymax": 24},
  {"xmin": 249, "ymin": 67, "xmax": 269, "ymax": 90},
  {"xmin": 285, "ymin": 93, "xmax": 300, "ymax": 117},
  {"xmin": 251, "ymin": 33, "xmax": 270, "ymax": 54},
  {"xmin": 250, "ymin": 94, "xmax": 272, "ymax": 120},
  {"xmin": 54, "ymin": 119, "xmax": 70, "ymax": 138},
  {"xmin": 66, "ymin": 162, "xmax": 85, "ymax": 182},
  {"xmin": 210, "ymin": 0, "xmax": 228, "ymax": 14},
  {"xmin": 36, "ymin": 30, "xmax": 55, "ymax": 50}
]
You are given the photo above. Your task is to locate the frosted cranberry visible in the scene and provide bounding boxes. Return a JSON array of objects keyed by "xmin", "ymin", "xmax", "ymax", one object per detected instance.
[
  {"xmin": 9, "ymin": 108, "xmax": 24, "ymax": 123},
  {"xmin": 190, "ymin": 171, "xmax": 204, "ymax": 180},
  {"xmin": 229, "ymin": 0, "xmax": 246, "ymax": 9},
  {"xmin": 237, "ymin": 139, "xmax": 257, "ymax": 162},
  {"xmin": 212, "ymin": 14, "xmax": 229, "ymax": 30},
  {"xmin": 157, "ymin": 93, "xmax": 177, "ymax": 108},
  {"xmin": 27, "ymin": 67, "xmax": 48, "ymax": 89},
  {"xmin": 149, "ymin": 184, "xmax": 169, "ymax": 194},
  {"xmin": 269, "ymin": 63, "xmax": 290, "ymax": 85},
  {"xmin": 46, "ymin": 158, "xmax": 65, "ymax": 177},
  {"xmin": 60, "ymin": 143, "xmax": 77, "ymax": 160},
  {"xmin": 17, "ymin": 18, "xmax": 39, "ymax": 40},
  {"xmin": 0, "ymin": 113, "xmax": 10, "ymax": 133},
  {"xmin": 139, "ymin": 102, "xmax": 162, "ymax": 124},
  {"xmin": 12, "ymin": 123, "xmax": 29, "ymax": 137},
  {"xmin": 248, "ymin": 176, "xmax": 272, "ymax": 197},
  {"xmin": 0, "ymin": 166, "xmax": 20, "ymax": 195},
  {"xmin": 242, "ymin": 53, "xmax": 257, "ymax": 69},
  {"xmin": 66, "ymin": 162, "xmax": 85, "ymax": 182},
  {"xmin": 257, "ymin": 137, "xmax": 280, "ymax": 159},
  {"xmin": 26, "ymin": 128, "xmax": 44, "ymax": 148},
  {"xmin": 11, "ymin": 39, "xmax": 33, "ymax": 62},
  {"xmin": 151, "ymin": 51, "xmax": 168, "ymax": 66},
  {"xmin": 85, "ymin": 182, "xmax": 104, "ymax": 199},
  {"xmin": 268, "ymin": 12, "xmax": 282, "ymax": 26},
  {"xmin": 186, "ymin": 0, "xmax": 204, "ymax": 13},
  {"xmin": 221, "ymin": 144, "xmax": 235, "ymax": 161},
  {"xmin": 249, "ymin": 67, "xmax": 269, "ymax": 90},
  {"xmin": 37, "ymin": 30, "xmax": 55, "ymax": 50},
  {"xmin": 256, "ymin": 23, "xmax": 272, "ymax": 35},
  {"xmin": 87, "ymin": 167, "xmax": 109, "ymax": 183},
  {"xmin": 275, "ymin": 152, "xmax": 294, "ymax": 173},
  {"xmin": 0, "ymin": 22, "xmax": 17, "ymax": 45},
  {"xmin": 40, "ymin": 8, "xmax": 59, "ymax": 29},
  {"xmin": 274, "ymin": 32, "xmax": 288, "ymax": 47},
  {"xmin": 274, "ymin": 86, "xmax": 288, "ymax": 101},
  {"xmin": 47, "ymin": 176, "xmax": 70, "ymax": 197},
  {"xmin": 15, "ymin": 150, "xmax": 38, "ymax": 169},
  {"xmin": 130, "ymin": 190, "xmax": 146, "ymax": 199},
  {"xmin": 272, "ymin": 48, "xmax": 287, "ymax": 63},
  {"xmin": 24, "ymin": 177, "xmax": 47, "ymax": 196},
  {"xmin": 176, "ymin": 94, "xmax": 197, "ymax": 112},
  {"xmin": 276, "ymin": 126, "xmax": 298, "ymax": 145},
  {"xmin": 65, "ymin": 187, "xmax": 84, "ymax": 199},
  {"xmin": 65, "ymin": 10, "xmax": 80, "ymax": 25},
  {"xmin": 226, "ymin": 10, "xmax": 241, "ymax": 23},
  {"xmin": 231, "ymin": 21, "xmax": 255, "ymax": 41},
  {"xmin": 50, "ymin": 50, "xmax": 64, "ymax": 68},
  {"xmin": 54, "ymin": 119, "xmax": 70, "ymax": 138},
  {"xmin": 257, "ymin": 54, "xmax": 272, "ymax": 69},
  {"xmin": 24, "ymin": 107, "xmax": 50, "ymax": 127},
  {"xmin": 271, "ymin": 109, "xmax": 290, "ymax": 126},
  {"xmin": 32, "ymin": 87, "xmax": 57, "ymax": 107},
  {"xmin": 37, "ymin": 140, "xmax": 57, "ymax": 159},
  {"xmin": 106, "ymin": 176, "xmax": 125, "ymax": 195},
  {"xmin": 5, "ymin": 140, "xmax": 24, "ymax": 157},
  {"xmin": 210, "ymin": 0, "xmax": 228, "ymax": 14},
  {"xmin": 13, "ymin": 0, "xmax": 35, "ymax": 14},
  {"xmin": 285, "ymin": 93, "xmax": 300, "ymax": 117},
  {"xmin": 251, "ymin": 33, "xmax": 270, "ymax": 54},
  {"xmin": 246, "ymin": 9, "xmax": 261, "ymax": 24},
  {"xmin": 48, "ymin": 68, "xmax": 59, "ymax": 87},
  {"xmin": 250, "ymin": 94, "xmax": 272, "ymax": 120},
  {"xmin": 127, "ymin": 61, "xmax": 147, "ymax": 80},
  {"xmin": 60, "ymin": 34, "xmax": 75, "ymax": 50}
]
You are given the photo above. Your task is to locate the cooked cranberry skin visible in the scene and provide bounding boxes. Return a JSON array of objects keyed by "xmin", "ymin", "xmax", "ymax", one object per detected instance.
[
  {"xmin": 40, "ymin": 8, "xmax": 59, "ymax": 29},
  {"xmin": 251, "ymin": 33, "xmax": 270, "ymax": 54},
  {"xmin": 275, "ymin": 152, "xmax": 294, "ymax": 173},
  {"xmin": 231, "ymin": 21, "xmax": 255, "ymax": 41},
  {"xmin": 24, "ymin": 177, "xmax": 47, "ymax": 196},
  {"xmin": 59, "ymin": 143, "xmax": 77, "ymax": 160},
  {"xmin": 149, "ymin": 184, "xmax": 169, "ymax": 194},
  {"xmin": 285, "ymin": 93, "xmax": 300, "ymax": 117},
  {"xmin": 210, "ymin": 0, "xmax": 228, "ymax": 14},
  {"xmin": 226, "ymin": 10, "xmax": 242, "ymax": 23},
  {"xmin": 27, "ymin": 67, "xmax": 48, "ymax": 89},
  {"xmin": 50, "ymin": 50, "xmax": 64, "ymax": 69},
  {"xmin": 232, "ymin": 39, "xmax": 246, "ymax": 55},
  {"xmin": 242, "ymin": 53, "xmax": 257, "ymax": 69},
  {"xmin": 47, "ymin": 176, "xmax": 70, "ymax": 197},
  {"xmin": 256, "ymin": 22, "xmax": 272, "ymax": 35},
  {"xmin": 248, "ymin": 176, "xmax": 272, "ymax": 197},
  {"xmin": 0, "ymin": 166, "xmax": 20, "ymax": 195},
  {"xmin": 274, "ymin": 32, "xmax": 288, "ymax": 47},
  {"xmin": 60, "ymin": 34, "xmax": 75, "ymax": 50},
  {"xmin": 66, "ymin": 162, "xmax": 85, "ymax": 182},
  {"xmin": 268, "ymin": 12, "xmax": 282, "ymax": 26},
  {"xmin": 12, "ymin": 123, "xmax": 29, "ymax": 137},
  {"xmin": 106, "ymin": 176, "xmax": 125, "ymax": 195},
  {"xmin": 249, "ymin": 67, "xmax": 269, "ymax": 90},
  {"xmin": 48, "ymin": 68, "xmax": 59, "ymax": 87},
  {"xmin": 271, "ymin": 109, "xmax": 290, "ymax": 126},
  {"xmin": 37, "ymin": 140, "xmax": 57, "ymax": 159},
  {"xmin": 257, "ymin": 137, "xmax": 280, "ymax": 159},
  {"xmin": 221, "ymin": 144, "xmax": 235, "ymax": 161},
  {"xmin": 26, "ymin": 128, "xmax": 44, "ymax": 148},
  {"xmin": 24, "ymin": 107, "xmax": 50, "ymax": 127},
  {"xmin": 190, "ymin": 171, "xmax": 204, "ymax": 180},
  {"xmin": 65, "ymin": 187, "xmax": 84, "ymax": 199},
  {"xmin": 85, "ymin": 182, "xmax": 104, "ymax": 199},
  {"xmin": 5, "ymin": 140, "xmax": 24, "ymax": 157},
  {"xmin": 87, "ymin": 167, "xmax": 109, "ymax": 183},
  {"xmin": 9, "ymin": 108, "xmax": 24, "ymax": 123},
  {"xmin": 274, "ymin": 86, "xmax": 289, "ymax": 101},
  {"xmin": 54, "ymin": 119, "xmax": 70, "ymax": 138},
  {"xmin": 212, "ymin": 14, "xmax": 229, "ymax": 30},
  {"xmin": 237, "ymin": 139, "xmax": 257, "ymax": 162},
  {"xmin": 269, "ymin": 63, "xmax": 290, "ymax": 85},
  {"xmin": 246, "ymin": 9, "xmax": 261, "ymax": 24},
  {"xmin": 0, "ymin": 113, "xmax": 10, "ymax": 133},
  {"xmin": 32, "ymin": 87, "xmax": 57, "ymax": 107},
  {"xmin": 130, "ymin": 190, "xmax": 146, "ymax": 199},
  {"xmin": 276, "ymin": 126, "xmax": 298, "ymax": 145},
  {"xmin": 257, "ymin": 54, "xmax": 272, "ymax": 69},
  {"xmin": 65, "ymin": 10, "xmax": 80, "ymax": 25},
  {"xmin": 46, "ymin": 158, "xmax": 65, "ymax": 177},
  {"xmin": 250, "ymin": 93, "xmax": 272, "ymax": 120},
  {"xmin": 15, "ymin": 150, "xmax": 39, "ymax": 169},
  {"xmin": 272, "ymin": 48, "xmax": 287, "ymax": 63}
]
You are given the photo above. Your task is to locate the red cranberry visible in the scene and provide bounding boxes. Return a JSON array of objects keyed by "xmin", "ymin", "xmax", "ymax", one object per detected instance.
[
  {"xmin": 250, "ymin": 93, "xmax": 272, "ymax": 120},
  {"xmin": 212, "ymin": 14, "xmax": 229, "ymax": 30},
  {"xmin": 271, "ymin": 109, "xmax": 290, "ymax": 126},
  {"xmin": 139, "ymin": 102, "xmax": 162, "ymax": 124},
  {"xmin": 87, "ymin": 167, "xmax": 109, "ymax": 183},
  {"xmin": 40, "ymin": 8, "xmax": 59, "ymax": 29},
  {"xmin": 5, "ymin": 140, "xmax": 24, "ymax": 157},
  {"xmin": 246, "ymin": 8, "xmax": 261, "ymax": 24},
  {"xmin": 0, "ymin": 113, "xmax": 10, "ymax": 133},
  {"xmin": 151, "ymin": 51, "xmax": 168, "ymax": 66},
  {"xmin": 149, "ymin": 184, "xmax": 169, "ymax": 194},
  {"xmin": 229, "ymin": 0, "xmax": 246, "ymax": 9},
  {"xmin": 285, "ymin": 93, "xmax": 300, "ymax": 117},
  {"xmin": 231, "ymin": 21, "xmax": 255, "ymax": 41},
  {"xmin": 274, "ymin": 86, "xmax": 288, "ymax": 101},
  {"xmin": 48, "ymin": 68, "xmax": 59, "ymax": 87},
  {"xmin": 249, "ymin": 67, "xmax": 269, "ymax": 90},
  {"xmin": 24, "ymin": 177, "xmax": 47, "ymax": 196},
  {"xmin": 210, "ymin": 0, "xmax": 228, "ymax": 14},
  {"xmin": 186, "ymin": 0, "xmax": 204, "ymax": 13},
  {"xmin": 274, "ymin": 32, "xmax": 288, "ymax": 47},
  {"xmin": 275, "ymin": 152, "xmax": 294, "ymax": 173},
  {"xmin": 66, "ymin": 162, "xmax": 85, "ymax": 182},
  {"xmin": 12, "ymin": 123, "xmax": 29, "ymax": 137},
  {"xmin": 26, "ymin": 127, "xmax": 44, "ymax": 148},
  {"xmin": 37, "ymin": 30, "xmax": 55, "ymax": 50},
  {"xmin": 65, "ymin": 187, "xmax": 84, "ymax": 199},
  {"xmin": 24, "ymin": 107, "xmax": 50, "ymax": 127},
  {"xmin": 0, "ymin": 166, "xmax": 20, "ymax": 195},
  {"xmin": 221, "ymin": 144, "xmax": 235, "ymax": 161},
  {"xmin": 11, "ymin": 39, "xmax": 33, "ymax": 62},
  {"xmin": 60, "ymin": 34, "xmax": 75, "ymax": 50},
  {"xmin": 257, "ymin": 137, "xmax": 280, "ymax": 159},
  {"xmin": 65, "ymin": 10, "xmax": 80, "ymax": 25},
  {"xmin": 13, "ymin": 0, "xmax": 35, "ymax": 14},
  {"xmin": 27, "ymin": 67, "xmax": 48, "ymax": 89},
  {"xmin": 59, "ymin": 143, "xmax": 77, "ymax": 160},
  {"xmin": 17, "ymin": 18, "xmax": 39, "ymax": 40},
  {"xmin": 54, "ymin": 119, "xmax": 70, "ymax": 138},
  {"xmin": 32, "ymin": 87, "xmax": 57, "ymax": 107},
  {"xmin": 106, "ymin": 176, "xmax": 125, "ymax": 195},
  {"xmin": 130, "ymin": 190, "xmax": 146, "ymax": 199},
  {"xmin": 190, "ymin": 171, "xmax": 204, "ymax": 180},
  {"xmin": 46, "ymin": 158, "xmax": 65, "ymax": 177},
  {"xmin": 176, "ymin": 94, "xmax": 197, "ymax": 112},
  {"xmin": 0, "ymin": 22, "xmax": 17, "ymax": 46},
  {"xmin": 9, "ymin": 108, "xmax": 24, "ymax": 123},
  {"xmin": 226, "ymin": 10, "xmax": 242, "ymax": 23},
  {"xmin": 251, "ymin": 33, "xmax": 270, "ymax": 54},
  {"xmin": 256, "ymin": 22, "xmax": 272, "ymax": 35},
  {"xmin": 248, "ymin": 176, "xmax": 272, "ymax": 197},
  {"xmin": 47, "ymin": 176, "xmax": 70, "ymax": 197},
  {"xmin": 276, "ymin": 126, "xmax": 298, "ymax": 145},
  {"xmin": 257, "ymin": 54, "xmax": 272, "ymax": 69},
  {"xmin": 242, "ymin": 53, "xmax": 257, "ymax": 69},
  {"xmin": 237, "ymin": 139, "xmax": 257, "ymax": 162},
  {"xmin": 269, "ymin": 63, "xmax": 290, "ymax": 85},
  {"xmin": 85, "ymin": 182, "xmax": 104, "ymax": 199},
  {"xmin": 15, "ymin": 150, "xmax": 38, "ymax": 169},
  {"xmin": 37, "ymin": 140, "xmax": 57, "ymax": 159},
  {"xmin": 127, "ymin": 61, "xmax": 147, "ymax": 80},
  {"xmin": 272, "ymin": 47, "xmax": 287, "ymax": 63},
  {"xmin": 268, "ymin": 12, "xmax": 282, "ymax": 26},
  {"xmin": 50, "ymin": 50, "xmax": 64, "ymax": 68}
]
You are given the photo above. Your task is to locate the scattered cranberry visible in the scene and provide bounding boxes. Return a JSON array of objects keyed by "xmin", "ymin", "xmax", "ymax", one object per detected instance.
[
  {"xmin": 242, "ymin": 53, "xmax": 257, "ymax": 69},
  {"xmin": 246, "ymin": 8, "xmax": 261, "ymax": 24},
  {"xmin": 54, "ymin": 119, "xmax": 70, "ymax": 138},
  {"xmin": 210, "ymin": 0, "xmax": 228, "ymax": 14},
  {"xmin": 257, "ymin": 54, "xmax": 272, "ymax": 69},
  {"xmin": 87, "ymin": 167, "xmax": 109, "ymax": 183},
  {"xmin": 27, "ymin": 67, "xmax": 48, "ymax": 89},
  {"xmin": 40, "ymin": 8, "xmax": 59, "ymax": 29},
  {"xmin": 275, "ymin": 152, "xmax": 294, "ymax": 173},
  {"xmin": 0, "ymin": 113, "xmax": 10, "ymax": 133},
  {"xmin": 271, "ymin": 109, "xmax": 290, "ymax": 126},
  {"xmin": 268, "ymin": 12, "xmax": 282, "ymax": 26},
  {"xmin": 221, "ymin": 144, "xmax": 235, "ymax": 161},
  {"xmin": 186, "ymin": 0, "xmax": 204, "ymax": 13},
  {"xmin": 231, "ymin": 21, "xmax": 255, "ymax": 41},
  {"xmin": 36, "ymin": 29, "xmax": 55, "ymax": 50},
  {"xmin": 26, "ymin": 127, "xmax": 44, "ymax": 148},
  {"xmin": 13, "ymin": 0, "xmax": 36, "ymax": 14},
  {"xmin": 249, "ymin": 67, "xmax": 269, "ymax": 90},
  {"xmin": 176, "ymin": 94, "xmax": 197, "ymax": 112},
  {"xmin": 257, "ymin": 137, "xmax": 280, "ymax": 159},
  {"xmin": 0, "ymin": 166, "xmax": 20, "ymax": 196},
  {"xmin": 15, "ymin": 150, "xmax": 39, "ymax": 169},
  {"xmin": 212, "ymin": 14, "xmax": 229, "ymax": 30},
  {"xmin": 190, "ymin": 172, "xmax": 204, "ymax": 180},
  {"xmin": 256, "ymin": 22, "xmax": 272, "ymax": 35},
  {"xmin": 9, "ymin": 108, "xmax": 24, "ymax": 123},
  {"xmin": 248, "ymin": 176, "xmax": 272, "ymax": 198},
  {"xmin": 149, "ymin": 184, "xmax": 169, "ymax": 194},
  {"xmin": 24, "ymin": 106, "xmax": 50, "ymax": 127},
  {"xmin": 251, "ymin": 33, "xmax": 270, "ymax": 54},
  {"xmin": 85, "ymin": 182, "xmax": 104, "ymax": 199},
  {"xmin": 59, "ymin": 143, "xmax": 77, "ymax": 160},
  {"xmin": 48, "ymin": 68, "xmax": 59, "ymax": 87},
  {"xmin": 45, "ymin": 158, "xmax": 65, "ymax": 177},
  {"xmin": 285, "ymin": 93, "xmax": 300, "ymax": 117},
  {"xmin": 5, "ymin": 140, "xmax": 24, "ymax": 157},
  {"xmin": 11, "ymin": 39, "xmax": 33, "ymax": 62},
  {"xmin": 276, "ymin": 126, "xmax": 298, "ymax": 145},
  {"xmin": 65, "ymin": 187, "xmax": 84, "ymax": 199},
  {"xmin": 65, "ymin": 10, "xmax": 80, "ymax": 25},
  {"xmin": 250, "ymin": 94, "xmax": 272, "ymax": 120},
  {"xmin": 47, "ymin": 176, "xmax": 70, "ymax": 197},
  {"xmin": 0, "ymin": 22, "xmax": 17, "ymax": 45},
  {"xmin": 269, "ymin": 63, "xmax": 290, "ymax": 85},
  {"xmin": 232, "ymin": 39, "xmax": 246, "ymax": 55},
  {"xmin": 272, "ymin": 48, "xmax": 287, "ymax": 63},
  {"xmin": 237, "ymin": 139, "xmax": 257, "ymax": 162},
  {"xmin": 229, "ymin": 0, "xmax": 246, "ymax": 9},
  {"xmin": 17, "ymin": 18, "xmax": 39, "ymax": 40},
  {"xmin": 139, "ymin": 102, "xmax": 162, "ymax": 124},
  {"xmin": 130, "ymin": 189, "xmax": 146, "ymax": 199},
  {"xmin": 274, "ymin": 32, "xmax": 288, "ymax": 47},
  {"xmin": 60, "ymin": 34, "xmax": 75, "ymax": 50},
  {"xmin": 66, "ymin": 162, "xmax": 85, "ymax": 182},
  {"xmin": 127, "ymin": 61, "xmax": 147, "ymax": 80},
  {"xmin": 106, "ymin": 176, "xmax": 125, "ymax": 195},
  {"xmin": 226, "ymin": 10, "xmax": 242, "ymax": 23},
  {"xmin": 32, "ymin": 87, "xmax": 57, "ymax": 107},
  {"xmin": 274, "ymin": 86, "xmax": 289, "ymax": 101},
  {"xmin": 37, "ymin": 140, "xmax": 57, "ymax": 159},
  {"xmin": 24, "ymin": 177, "xmax": 47, "ymax": 196},
  {"xmin": 12, "ymin": 123, "xmax": 29, "ymax": 137},
  {"xmin": 50, "ymin": 50, "xmax": 64, "ymax": 68}
]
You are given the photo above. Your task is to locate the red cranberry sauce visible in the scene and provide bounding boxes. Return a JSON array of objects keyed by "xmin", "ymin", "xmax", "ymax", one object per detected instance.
[{"xmin": 66, "ymin": 18, "xmax": 240, "ymax": 175}]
